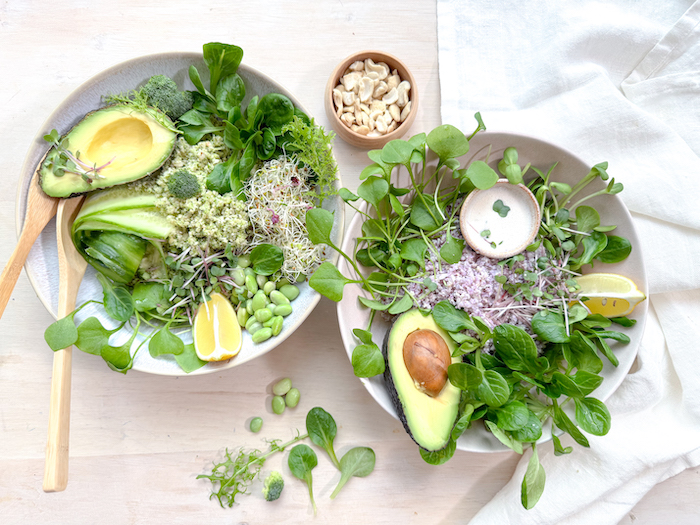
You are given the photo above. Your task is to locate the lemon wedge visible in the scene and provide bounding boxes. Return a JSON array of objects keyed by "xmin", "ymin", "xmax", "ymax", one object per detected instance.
[
  {"xmin": 193, "ymin": 292, "xmax": 242, "ymax": 361},
  {"xmin": 574, "ymin": 273, "xmax": 646, "ymax": 317}
]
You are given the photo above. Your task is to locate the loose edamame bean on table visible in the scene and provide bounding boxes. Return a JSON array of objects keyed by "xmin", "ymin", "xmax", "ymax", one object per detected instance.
[
  {"xmin": 271, "ymin": 395, "xmax": 286, "ymax": 414},
  {"xmin": 285, "ymin": 388, "xmax": 300, "ymax": 408},
  {"xmin": 273, "ymin": 377, "xmax": 292, "ymax": 396},
  {"xmin": 250, "ymin": 417, "xmax": 263, "ymax": 433}
]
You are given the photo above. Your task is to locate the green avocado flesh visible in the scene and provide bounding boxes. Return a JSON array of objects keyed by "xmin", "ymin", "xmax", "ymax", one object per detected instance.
[
  {"xmin": 384, "ymin": 309, "xmax": 461, "ymax": 452},
  {"xmin": 40, "ymin": 105, "xmax": 176, "ymax": 197}
]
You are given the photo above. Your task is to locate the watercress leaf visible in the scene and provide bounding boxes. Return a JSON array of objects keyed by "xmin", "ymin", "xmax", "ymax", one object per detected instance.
[
  {"xmin": 400, "ymin": 238, "xmax": 428, "ymax": 268},
  {"xmin": 388, "ymin": 294, "xmax": 413, "ymax": 315},
  {"xmin": 410, "ymin": 193, "xmax": 442, "ymax": 231},
  {"xmin": 477, "ymin": 370, "xmax": 510, "ymax": 407},
  {"xmin": 510, "ymin": 410, "xmax": 543, "ymax": 443},
  {"xmin": 550, "ymin": 181, "xmax": 572, "ymax": 195},
  {"xmin": 574, "ymin": 397, "xmax": 611, "ymax": 436},
  {"xmin": 576, "ymin": 231, "xmax": 608, "ymax": 267},
  {"xmin": 408, "ymin": 132, "xmax": 427, "ymax": 152},
  {"xmin": 433, "ymin": 300, "xmax": 476, "ymax": 332},
  {"xmin": 357, "ymin": 176, "xmax": 389, "ymax": 210},
  {"xmin": 149, "ymin": 326, "xmax": 185, "ymax": 358},
  {"xmin": 419, "ymin": 438, "xmax": 457, "ymax": 465},
  {"xmin": 288, "ymin": 444, "xmax": 318, "ymax": 514},
  {"xmin": 361, "ymin": 218, "xmax": 385, "ymax": 240},
  {"xmin": 390, "ymin": 184, "xmax": 411, "ymax": 197},
  {"xmin": 132, "ymin": 282, "xmax": 168, "ymax": 313},
  {"xmin": 504, "ymin": 163, "xmax": 523, "ymax": 184},
  {"xmin": 596, "ymin": 235, "xmax": 632, "ymax": 264},
  {"xmin": 521, "ymin": 445, "xmax": 546, "ymax": 510},
  {"xmin": 339, "ymin": 187, "xmax": 360, "ymax": 202},
  {"xmin": 306, "ymin": 407, "xmax": 340, "ymax": 468},
  {"xmin": 44, "ymin": 313, "xmax": 78, "ymax": 351},
  {"xmin": 309, "ymin": 262, "xmax": 350, "ymax": 301},
  {"xmin": 493, "ymin": 324, "xmax": 538, "ymax": 372},
  {"xmin": 351, "ymin": 343, "xmax": 385, "ymax": 377},
  {"xmin": 174, "ymin": 343, "xmax": 207, "ymax": 373},
  {"xmin": 249, "ymin": 244, "xmax": 284, "ymax": 275},
  {"xmin": 101, "ymin": 338, "xmax": 135, "ymax": 374},
  {"xmin": 358, "ymin": 296, "xmax": 390, "ymax": 311},
  {"xmin": 359, "ymin": 163, "xmax": 386, "ymax": 180},
  {"xmin": 348, "ymin": 331, "xmax": 374, "ymax": 350},
  {"xmin": 306, "ymin": 207, "xmax": 335, "ymax": 245},
  {"xmin": 531, "ymin": 310, "xmax": 570, "ymax": 343},
  {"xmin": 257, "ymin": 93, "xmax": 295, "ymax": 134},
  {"xmin": 552, "ymin": 404, "xmax": 590, "ymax": 447},
  {"xmin": 448, "ymin": 362, "xmax": 483, "ymax": 390},
  {"xmin": 426, "ymin": 124, "xmax": 469, "ymax": 160},
  {"xmin": 380, "ymin": 139, "xmax": 414, "ymax": 165},
  {"xmin": 367, "ymin": 271, "xmax": 389, "ymax": 292},
  {"xmin": 495, "ymin": 401, "xmax": 530, "ymax": 431},
  {"xmin": 203, "ymin": 42, "xmax": 243, "ymax": 96},
  {"xmin": 75, "ymin": 316, "xmax": 119, "ymax": 356},
  {"xmin": 552, "ymin": 434, "xmax": 573, "ymax": 456},
  {"xmin": 440, "ymin": 232, "xmax": 464, "ymax": 264},
  {"xmin": 574, "ymin": 205, "xmax": 600, "ymax": 233},
  {"xmin": 216, "ymin": 74, "xmax": 246, "ymax": 112},
  {"xmin": 389, "ymin": 193, "xmax": 405, "ymax": 219},
  {"xmin": 466, "ymin": 160, "xmax": 499, "ymax": 190},
  {"xmin": 330, "ymin": 447, "xmax": 376, "ymax": 499},
  {"xmin": 484, "ymin": 420, "xmax": 523, "ymax": 454},
  {"xmin": 451, "ymin": 404, "xmax": 475, "ymax": 441}
]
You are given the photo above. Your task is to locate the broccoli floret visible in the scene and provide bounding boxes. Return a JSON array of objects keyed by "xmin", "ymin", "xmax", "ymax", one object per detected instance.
[
  {"xmin": 167, "ymin": 169, "xmax": 201, "ymax": 199},
  {"xmin": 262, "ymin": 471, "xmax": 284, "ymax": 502},
  {"xmin": 142, "ymin": 75, "xmax": 194, "ymax": 120}
]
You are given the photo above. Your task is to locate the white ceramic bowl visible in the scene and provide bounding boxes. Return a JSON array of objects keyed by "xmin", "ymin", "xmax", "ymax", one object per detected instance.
[
  {"xmin": 16, "ymin": 52, "xmax": 344, "ymax": 376},
  {"xmin": 336, "ymin": 131, "xmax": 647, "ymax": 453}
]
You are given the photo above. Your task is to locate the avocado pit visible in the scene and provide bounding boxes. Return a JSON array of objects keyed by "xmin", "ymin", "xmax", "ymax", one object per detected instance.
[{"xmin": 402, "ymin": 329, "xmax": 451, "ymax": 397}]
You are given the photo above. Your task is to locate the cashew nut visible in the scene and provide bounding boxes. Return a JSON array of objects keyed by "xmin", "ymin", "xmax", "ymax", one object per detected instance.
[
  {"xmin": 359, "ymin": 76, "xmax": 375, "ymax": 103},
  {"xmin": 382, "ymin": 87, "xmax": 398, "ymax": 105},
  {"xmin": 400, "ymin": 101, "xmax": 412, "ymax": 122},
  {"xmin": 397, "ymin": 80, "xmax": 411, "ymax": 108},
  {"xmin": 389, "ymin": 103, "xmax": 401, "ymax": 123}
]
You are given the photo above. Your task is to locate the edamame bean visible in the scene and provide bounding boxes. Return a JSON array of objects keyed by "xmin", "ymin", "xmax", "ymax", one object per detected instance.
[
  {"xmin": 256, "ymin": 274, "xmax": 267, "ymax": 289},
  {"xmin": 271, "ymin": 315, "xmax": 284, "ymax": 336},
  {"xmin": 263, "ymin": 281, "xmax": 276, "ymax": 295},
  {"xmin": 270, "ymin": 290, "xmax": 290, "ymax": 306},
  {"xmin": 249, "ymin": 417, "xmax": 263, "ymax": 433},
  {"xmin": 237, "ymin": 306, "xmax": 249, "ymax": 327},
  {"xmin": 285, "ymin": 388, "xmax": 300, "ymax": 408},
  {"xmin": 238, "ymin": 255, "xmax": 251, "ymax": 268},
  {"xmin": 244, "ymin": 267, "xmax": 255, "ymax": 277},
  {"xmin": 276, "ymin": 278, "xmax": 291, "ymax": 289},
  {"xmin": 252, "ymin": 291, "xmax": 268, "ymax": 312},
  {"xmin": 271, "ymin": 395, "xmax": 286, "ymax": 414},
  {"xmin": 263, "ymin": 317, "xmax": 275, "ymax": 328},
  {"xmin": 255, "ymin": 307, "xmax": 273, "ymax": 323},
  {"xmin": 273, "ymin": 377, "xmax": 292, "ymax": 396},
  {"xmin": 274, "ymin": 303, "xmax": 292, "ymax": 317},
  {"xmin": 231, "ymin": 268, "xmax": 246, "ymax": 287},
  {"xmin": 279, "ymin": 284, "xmax": 300, "ymax": 301},
  {"xmin": 253, "ymin": 327, "xmax": 272, "ymax": 343},
  {"xmin": 246, "ymin": 298, "xmax": 254, "ymax": 316},
  {"xmin": 246, "ymin": 317, "xmax": 262, "ymax": 334},
  {"xmin": 245, "ymin": 274, "xmax": 258, "ymax": 294}
]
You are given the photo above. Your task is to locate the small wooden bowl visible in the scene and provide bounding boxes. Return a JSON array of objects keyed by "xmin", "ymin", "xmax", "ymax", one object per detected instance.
[{"xmin": 325, "ymin": 50, "xmax": 418, "ymax": 149}]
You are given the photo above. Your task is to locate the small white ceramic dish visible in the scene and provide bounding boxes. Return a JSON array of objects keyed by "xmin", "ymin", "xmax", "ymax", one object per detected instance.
[
  {"xmin": 336, "ymin": 131, "xmax": 647, "ymax": 453},
  {"xmin": 460, "ymin": 179, "xmax": 541, "ymax": 259},
  {"xmin": 16, "ymin": 52, "xmax": 344, "ymax": 376}
]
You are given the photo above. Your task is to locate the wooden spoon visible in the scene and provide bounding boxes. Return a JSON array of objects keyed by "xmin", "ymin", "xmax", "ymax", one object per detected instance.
[
  {"xmin": 43, "ymin": 195, "xmax": 87, "ymax": 493},
  {"xmin": 0, "ymin": 170, "xmax": 59, "ymax": 318}
]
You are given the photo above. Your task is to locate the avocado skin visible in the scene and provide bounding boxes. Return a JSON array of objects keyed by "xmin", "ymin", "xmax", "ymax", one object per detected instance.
[{"xmin": 382, "ymin": 309, "xmax": 461, "ymax": 452}]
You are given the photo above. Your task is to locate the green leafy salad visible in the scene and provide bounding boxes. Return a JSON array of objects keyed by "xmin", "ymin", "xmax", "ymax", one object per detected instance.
[
  {"xmin": 43, "ymin": 42, "xmax": 339, "ymax": 374},
  {"xmin": 303, "ymin": 116, "xmax": 641, "ymax": 508}
]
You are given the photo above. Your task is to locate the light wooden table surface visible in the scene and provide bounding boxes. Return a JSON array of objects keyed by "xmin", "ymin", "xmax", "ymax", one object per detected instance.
[{"xmin": 1, "ymin": 2, "xmax": 698, "ymax": 524}]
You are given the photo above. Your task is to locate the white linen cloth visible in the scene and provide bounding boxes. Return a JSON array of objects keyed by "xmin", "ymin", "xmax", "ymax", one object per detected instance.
[{"xmin": 437, "ymin": 1, "xmax": 700, "ymax": 523}]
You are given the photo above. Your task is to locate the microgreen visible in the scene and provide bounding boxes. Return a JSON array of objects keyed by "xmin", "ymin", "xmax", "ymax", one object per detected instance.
[{"xmin": 288, "ymin": 444, "xmax": 318, "ymax": 514}]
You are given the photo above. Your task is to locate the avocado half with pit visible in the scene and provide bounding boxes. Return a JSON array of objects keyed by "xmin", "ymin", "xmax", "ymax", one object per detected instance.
[
  {"xmin": 40, "ymin": 105, "xmax": 177, "ymax": 197},
  {"xmin": 384, "ymin": 308, "xmax": 461, "ymax": 452}
]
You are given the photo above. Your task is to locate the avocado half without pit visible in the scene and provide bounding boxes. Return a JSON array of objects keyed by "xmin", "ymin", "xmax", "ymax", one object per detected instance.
[
  {"xmin": 40, "ymin": 104, "xmax": 177, "ymax": 197},
  {"xmin": 384, "ymin": 309, "xmax": 461, "ymax": 452}
]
